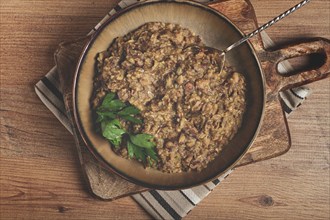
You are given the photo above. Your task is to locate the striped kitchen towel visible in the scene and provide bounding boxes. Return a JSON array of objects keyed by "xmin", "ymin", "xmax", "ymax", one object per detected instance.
[{"xmin": 35, "ymin": 0, "xmax": 311, "ymax": 219}]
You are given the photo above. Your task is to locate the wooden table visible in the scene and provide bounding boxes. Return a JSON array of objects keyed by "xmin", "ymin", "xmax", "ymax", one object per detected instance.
[{"xmin": 1, "ymin": 0, "xmax": 329, "ymax": 219}]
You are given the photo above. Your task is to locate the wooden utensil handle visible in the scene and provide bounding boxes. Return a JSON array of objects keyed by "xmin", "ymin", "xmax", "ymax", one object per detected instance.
[{"xmin": 269, "ymin": 38, "xmax": 330, "ymax": 91}]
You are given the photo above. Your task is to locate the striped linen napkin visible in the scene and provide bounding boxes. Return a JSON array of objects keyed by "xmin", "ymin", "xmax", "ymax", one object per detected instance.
[{"xmin": 35, "ymin": 0, "xmax": 311, "ymax": 219}]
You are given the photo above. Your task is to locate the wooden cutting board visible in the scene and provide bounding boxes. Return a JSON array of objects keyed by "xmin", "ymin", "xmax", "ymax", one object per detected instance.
[{"xmin": 54, "ymin": 0, "xmax": 330, "ymax": 200}]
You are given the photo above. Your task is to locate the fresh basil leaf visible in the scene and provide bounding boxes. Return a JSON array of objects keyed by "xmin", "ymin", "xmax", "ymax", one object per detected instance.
[
  {"xmin": 118, "ymin": 106, "xmax": 140, "ymax": 116},
  {"xmin": 101, "ymin": 93, "xmax": 116, "ymax": 107},
  {"xmin": 120, "ymin": 115, "xmax": 143, "ymax": 124},
  {"xmin": 129, "ymin": 134, "xmax": 156, "ymax": 149}
]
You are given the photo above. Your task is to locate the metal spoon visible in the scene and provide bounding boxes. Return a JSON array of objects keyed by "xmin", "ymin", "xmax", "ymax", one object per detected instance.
[
  {"xmin": 219, "ymin": 0, "xmax": 311, "ymax": 56},
  {"xmin": 186, "ymin": 0, "xmax": 311, "ymax": 72}
]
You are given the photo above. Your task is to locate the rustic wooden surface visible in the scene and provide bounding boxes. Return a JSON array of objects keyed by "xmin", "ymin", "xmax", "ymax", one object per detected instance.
[
  {"xmin": 55, "ymin": 38, "xmax": 147, "ymax": 200},
  {"xmin": 52, "ymin": 0, "xmax": 330, "ymax": 200},
  {"xmin": 0, "ymin": 0, "xmax": 329, "ymax": 219}
]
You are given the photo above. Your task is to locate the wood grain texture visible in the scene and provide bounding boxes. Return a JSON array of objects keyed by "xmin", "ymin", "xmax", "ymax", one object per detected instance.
[
  {"xmin": 52, "ymin": 0, "xmax": 330, "ymax": 199},
  {"xmin": 55, "ymin": 38, "xmax": 146, "ymax": 200},
  {"xmin": 1, "ymin": 0, "xmax": 329, "ymax": 219}
]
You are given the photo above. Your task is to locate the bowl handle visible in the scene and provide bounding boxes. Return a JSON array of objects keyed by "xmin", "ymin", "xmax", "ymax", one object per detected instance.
[{"xmin": 259, "ymin": 38, "xmax": 330, "ymax": 92}]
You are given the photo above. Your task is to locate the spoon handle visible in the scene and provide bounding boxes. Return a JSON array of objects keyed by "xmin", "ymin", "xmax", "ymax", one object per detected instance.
[{"xmin": 223, "ymin": 0, "xmax": 311, "ymax": 54}]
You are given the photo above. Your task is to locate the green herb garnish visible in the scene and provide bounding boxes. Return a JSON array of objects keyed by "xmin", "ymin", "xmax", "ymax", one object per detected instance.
[
  {"xmin": 96, "ymin": 92, "xmax": 158, "ymax": 166},
  {"xmin": 129, "ymin": 134, "xmax": 156, "ymax": 149},
  {"xmin": 97, "ymin": 93, "xmax": 142, "ymax": 123},
  {"xmin": 120, "ymin": 115, "xmax": 143, "ymax": 124},
  {"xmin": 127, "ymin": 137, "xmax": 158, "ymax": 166},
  {"xmin": 118, "ymin": 106, "xmax": 140, "ymax": 116},
  {"xmin": 101, "ymin": 92, "xmax": 116, "ymax": 106},
  {"xmin": 101, "ymin": 119, "xmax": 126, "ymax": 148}
]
